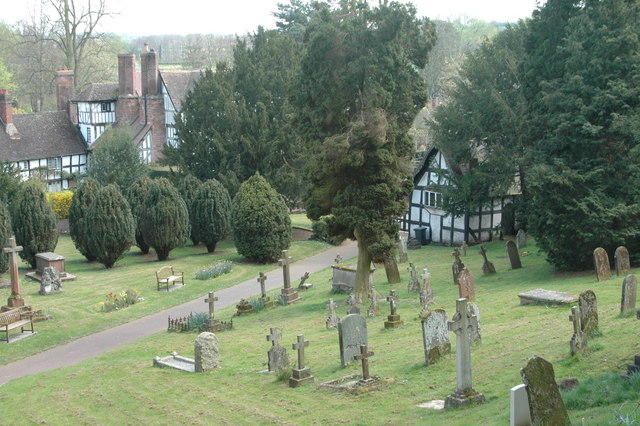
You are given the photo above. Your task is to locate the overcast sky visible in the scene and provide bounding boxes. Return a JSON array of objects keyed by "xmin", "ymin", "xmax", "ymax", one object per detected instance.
[{"xmin": 2, "ymin": 0, "xmax": 546, "ymax": 36}]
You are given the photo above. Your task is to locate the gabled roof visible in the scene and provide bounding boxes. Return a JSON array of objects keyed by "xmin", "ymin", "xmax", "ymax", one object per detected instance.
[
  {"xmin": 0, "ymin": 111, "xmax": 87, "ymax": 162},
  {"xmin": 73, "ymin": 83, "xmax": 119, "ymax": 102},
  {"xmin": 160, "ymin": 70, "xmax": 200, "ymax": 111}
]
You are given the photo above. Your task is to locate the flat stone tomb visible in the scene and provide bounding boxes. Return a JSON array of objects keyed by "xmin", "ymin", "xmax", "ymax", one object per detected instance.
[
  {"xmin": 332, "ymin": 263, "xmax": 375, "ymax": 293},
  {"xmin": 338, "ymin": 314, "xmax": 368, "ymax": 367},
  {"xmin": 421, "ymin": 309, "xmax": 450, "ymax": 365},
  {"xmin": 520, "ymin": 356, "xmax": 569, "ymax": 425},
  {"xmin": 26, "ymin": 252, "xmax": 76, "ymax": 282},
  {"xmin": 153, "ymin": 352, "xmax": 196, "ymax": 373},
  {"xmin": 593, "ymin": 247, "xmax": 611, "ymax": 281},
  {"xmin": 615, "ymin": 246, "xmax": 631, "ymax": 276},
  {"xmin": 289, "ymin": 335, "xmax": 314, "ymax": 387},
  {"xmin": 621, "ymin": 274, "xmax": 637, "ymax": 315},
  {"xmin": 518, "ymin": 289, "xmax": 578, "ymax": 305}
]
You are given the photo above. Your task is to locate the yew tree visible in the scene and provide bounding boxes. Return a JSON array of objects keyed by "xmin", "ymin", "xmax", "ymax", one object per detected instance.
[{"xmin": 68, "ymin": 177, "xmax": 100, "ymax": 261}]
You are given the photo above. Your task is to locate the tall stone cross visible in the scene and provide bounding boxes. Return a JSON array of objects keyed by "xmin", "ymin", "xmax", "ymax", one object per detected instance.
[
  {"xmin": 568, "ymin": 306, "xmax": 587, "ymax": 355},
  {"xmin": 386, "ymin": 290, "xmax": 399, "ymax": 316},
  {"xmin": 205, "ymin": 292, "xmax": 218, "ymax": 319},
  {"xmin": 354, "ymin": 344, "xmax": 374, "ymax": 381},
  {"xmin": 292, "ymin": 334, "xmax": 310, "ymax": 370},
  {"xmin": 279, "ymin": 250, "xmax": 293, "ymax": 290},
  {"xmin": 257, "ymin": 272, "xmax": 267, "ymax": 298},
  {"xmin": 266, "ymin": 327, "xmax": 282, "ymax": 347},
  {"xmin": 447, "ymin": 298, "xmax": 479, "ymax": 391},
  {"xmin": 3, "ymin": 236, "xmax": 24, "ymax": 308},
  {"xmin": 479, "ymin": 245, "xmax": 489, "ymax": 263}
]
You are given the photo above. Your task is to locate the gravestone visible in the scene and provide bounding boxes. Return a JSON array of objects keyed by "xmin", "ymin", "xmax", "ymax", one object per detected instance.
[
  {"xmin": 621, "ymin": 274, "xmax": 637, "ymax": 315},
  {"xmin": 451, "ymin": 248, "xmax": 465, "ymax": 285},
  {"xmin": 334, "ymin": 254, "xmax": 343, "ymax": 264},
  {"xmin": 622, "ymin": 354, "xmax": 640, "ymax": 380},
  {"xmin": 338, "ymin": 314, "xmax": 368, "ymax": 367},
  {"xmin": 326, "ymin": 299, "xmax": 339, "ymax": 329},
  {"xmin": 479, "ymin": 245, "xmax": 496, "ymax": 275},
  {"xmin": 266, "ymin": 327, "xmax": 289, "ymax": 373},
  {"xmin": 279, "ymin": 250, "xmax": 301, "ymax": 304},
  {"xmin": 257, "ymin": 272, "xmax": 274, "ymax": 309},
  {"xmin": 347, "ymin": 293, "xmax": 361, "ymax": 315},
  {"xmin": 398, "ymin": 231, "xmax": 409, "ymax": 263},
  {"xmin": 3, "ymin": 236, "xmax": 25, "ymax": 308},
  {"xmin": 407, "ymin": 236, "xmax": 421, "ymax": 250},
  {"xmin": 569, "ymin": 306, "xmax": 587, "ymax": 355},
  {"xmin": 506, "ymin": 241, "xmax": 522, "ymax": 269},
  {"xmin": 445, "ymin": 298, "xmax": 484, "ymax": 408},
  {"xmin": 467, "ymin": 303, "xmax": 482, "ymax": 344},
  {"xmin": 461, "ymin": 242, "xmax": 468, "ymax": 256},
  {"xmin": 615, "ymin": 246, "xmax": 631, "ymax": 276},
  {"xmin": 297, "ymin": 272, "xmax": 313, "ymax": 291},
  {"xmin": 421, "ymin": 309, "xmax": 450, "ymax": 365},
  {"xmin": 593, "ymin": 247, "xmax": 611, "ymax": 281},
  {"xmin": 518, "ymin": 289, "xmax": 578, "ymax": 305},
  {"xmin": 407, "ymin": 263, "xmax": 420, "ymax": 293},
  {"xmin": 578, "ymin": 290, "xmax": 599, "ymax": 337},
  {"xmin": 420, "ymin": 268, "xmax": 433, "ymax": 303},
  {"xmin": 366, "ymin": 286, "xmax": 380, "ymax": 317},
  {"xmin": 289, "ymin": 335, "xmax": 314, "ymax": 387},
  {"xmin": 39, "ymin": 266, "xmax": 62, "ymax": 295},
  {"xmin": 458, "ymin": 268, "xmax": 475, "ymax": 301},
  {"xmin": 384, "ymin": 290, "xmax": 403, "ymax": 328},
  {"xmin": 520, "ymin": 356, "xmax": 569, "ymax": 426},
  {"xmin": 236, "ymin": 298, "xmax": 254, "ymax": 316},
  {"xmin": 354, "ymin": 344, "xmax": 374, "ymax": 381},
  {"xmin": 332, "ymin": 263, "xmax": 375, "ymax": 293},
  {"xmin": 516, "ymin": 229, "xmax": 527, "ymax": 249},
  {"xmin": 194, "ymin": 332, "xmax": 220, "ymax": 372},
  {"xmin": 510, "ymin": 384, "xmax": 532, "ymax": 426}
]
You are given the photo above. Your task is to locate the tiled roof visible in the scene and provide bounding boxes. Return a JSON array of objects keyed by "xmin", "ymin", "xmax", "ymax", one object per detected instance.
[
  {"xmin": 161, "ymin": 70, "xmax": 200, "ymax": 111},
  {"xmin": 0, "ymin": 111, "xmax": 87, "ymax": 162},
  {"xmin": 73, "ymin": 83, "xmax": 119, "ymax": 102}
]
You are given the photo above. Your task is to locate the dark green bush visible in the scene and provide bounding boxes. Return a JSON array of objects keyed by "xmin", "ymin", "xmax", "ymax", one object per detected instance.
[
  {"xmin": 192, "ymin": 178, "xmax": 231, "ymax": 253},
  {"xmin": 231, "ymin": 173, "xmax": 291, "ymax": 263},
  {"xmin": 87, "ymin": 184, "xmax": 135, "ymax": 268},
  {"xmin": 11, "ymin": 181, "xmax": 58, "ymax": 268},
  {"xmin": 175, "ymin": 174, "xmax": 203, "ymax": 246},
  {"xmin": 141, "ymin": 178, "xmax": 190, "ymax": 261},
  {"xmin": 68, "ymin": 177, "xmax": 100, "ymax": 261},
  {"xmin": 311, "ymin": 215, "xmax": 347, "ymax": 246},
  {"xmin": 126, "ymin": 177, "xmax": 152, "ymax": 254},
  {"xmin": 0, "ymin": 200, "xmax": 10, "ymax": 273}
]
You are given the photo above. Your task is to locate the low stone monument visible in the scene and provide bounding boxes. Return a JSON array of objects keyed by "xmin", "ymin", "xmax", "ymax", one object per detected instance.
[
  {"xmin": 615, "ymin": 246, "xmax": 631, "ymax": 276},
  {"xmin": 516, "ymin": 229, "xmax": 527, "ymax": 249},
  {"xmin": 26, "ymin": 252, "xmax": 76, "ymax": 282},
  {"xmin": 279, "ymin": 250, "xmax": 301, "ymax": 304},
  {"xmin": 289, "ymin": 335, "xmax": 314, "ymax": 387},
  {"xmin": 236, "ymin": 298, "xmax": 255, "ymax": 316},
  {"xmin": 39, "ymin": 266, "xmax": 62, "ymax": 295},
  {"xmin": 578, "ymin": 290, "xmax": 599, "ymax": 337},
  {"xmin": 266, "ymin": 327, "xmax": 289, "ymax": 373},
  {"xmin": 407, "ymin": 263, "xmax": 420, "ymax": 293},
  {"xmin": 510, "ymin": 384, "xmax": 532, "ymax": 426},
  {"xmin": 153, "ymin": 351, "xmax": 196, "ymax": 373},
  {"xmin": 384, "ymin": 290, "xmax": 403, "ymax": 329},
  {"xmin": 326, "ymin": 299, "xmax": 339, "ymax": 329},
  {"xmin": 354, "ymin": 344, "xmax": 374, "ymax": 382},
  {"xmin": 421, "ymin": 309, "xmax": 450, "ymax": 365},
  {"xmin": 593, "ymin": 247, "xmax": 611, "ymax": 281},
  {"xmin": 506, "ymin": 240, "xmax": 522, "ymax": 269},
  {"xmin": 194, "ymin": 332, "xmax": 220, "ymax": 372},
  {"xmin": 346, "ymin": 293, "xmax": 361, "ymax": 315},
  {"xmin": 479, "ymin": 245, "xmax": 496, "ymax": 275},
  {"xmin": 458, "ymin": 268, "xmax": 475, "ymax": 300},
  {"xmin": 451, "ymin": 248, "xmax": 465, "ymax": 285},
  {"xmin": 569, "ymin": 306, "xmax": 588, "ymax": 355},
  {"xmin": 331, "ymin": 263, "xmax": 375, "ymax": 293},
  {"xmin": 621, "ymin": 274, "xmax": 637, "ymax": 315},
  {"xmin": 520, "ymin": 356, "xmax": 569, "ymax": 425},
  {"xmin": 518, "ymin": 289, "xmax": 578, "ymax": 305}
]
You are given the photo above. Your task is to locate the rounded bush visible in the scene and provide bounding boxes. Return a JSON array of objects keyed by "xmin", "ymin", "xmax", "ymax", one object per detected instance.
[
  {"xmin": 68, "ymin": 177, "xmax": 100, "ymax": 261},
  {"xmin": 126, "ymin": 176, "xmax": 152, "ymax": 254},
  {"xmin": 231, "ymin": 173, "xmax": 291, "ymax": 263},
  {"xmin": 47, "ymin": 190, "xmax": 73, "ymax": 219},
  {"xmin": 0, "ymin": 200, "xmax": 11, "ymax": 273},
  {"xmin": 192, "ymin": 178, "xmax": 231, "ymax": 253}
]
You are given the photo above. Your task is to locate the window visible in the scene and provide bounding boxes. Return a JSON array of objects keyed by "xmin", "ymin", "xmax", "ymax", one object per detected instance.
[
  {"xmin": 47, "ymin": 157, "xmax": 61, "ymax": 170},
  {"xmin": 100, "ymin": 102, "xmax": 112, "ymax": 112},
  {"xmin": 424, "ymin": 190, "xmax": 443, "ymax": 209},
  {"xmin": 166, "ymin": 125, "xmax": 178, "ymax": 148}
]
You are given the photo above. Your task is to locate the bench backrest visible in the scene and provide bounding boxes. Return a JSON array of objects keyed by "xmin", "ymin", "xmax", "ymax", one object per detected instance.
[
  {"xmin": 156, "ymin": 266, "xmax": 175, "ymax": 280},
  {"xmin": 0, "ymin": 309, "xmax": 22, "ymax": 325}
]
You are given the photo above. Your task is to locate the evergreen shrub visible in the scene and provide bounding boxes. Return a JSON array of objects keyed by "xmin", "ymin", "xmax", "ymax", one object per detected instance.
[
  {"xmin": 0, "ymin": 201, "xmax": 10, "ymax": 273},
  {"xmin": 192, "ymin": 178, "xmax": 231, "ymax": 253},
  {"xmin": 126, "ymin": 177, "xmax": 152, "ymax": 254},
  {"xmin": 68, "ymin": 178, "xmax": 100, "ymax": 261},
  {"xmin": 175, "ymin": 174, "xmax": 203, "ymax": 245}
]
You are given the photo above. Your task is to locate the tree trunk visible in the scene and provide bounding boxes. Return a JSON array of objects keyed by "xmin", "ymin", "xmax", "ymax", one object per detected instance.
[
  {"xmin": 383, "ymin": 253, "xmax": 401, "ymax": 284},
  {"xmin": 354, "ymin": 228, "xmax": 372, "ymax": 303},
  {"xmin": 206, "ymin": 242, "xmax": 216, "ymax": 253}
]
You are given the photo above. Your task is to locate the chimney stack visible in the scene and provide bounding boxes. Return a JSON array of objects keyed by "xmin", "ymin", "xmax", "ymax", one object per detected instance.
[
  {"xmin": 141, "ymin": 47, "xmax": 159, "ymax": 96},
  {"xmin": 0, "ymin": 89, "xmax": 19, "ymax": 137},
  {"xmin": 118, "ymin": 54, "xmax": 137, "ymax": 96},
  {"xmin": 55, "ymin": 69, "xmax": 75, "ymax": 113}
]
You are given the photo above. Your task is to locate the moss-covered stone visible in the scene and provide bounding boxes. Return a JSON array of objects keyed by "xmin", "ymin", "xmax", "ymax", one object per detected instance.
[{"xmin": 520, "ymin": 355, "xmax": 570, "ymax": 425}]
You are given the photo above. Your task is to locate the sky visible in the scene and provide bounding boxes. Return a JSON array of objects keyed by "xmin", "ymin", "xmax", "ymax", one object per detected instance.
[{"xmin": 2, "ymin": 0, "xmax": 546, "ymax": 36}]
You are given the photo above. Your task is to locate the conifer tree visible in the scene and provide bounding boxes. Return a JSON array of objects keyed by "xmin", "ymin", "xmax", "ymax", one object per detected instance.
[
  {"xmin": 192, "ymin": 179, "xmax": 231, "ymax": 253},
  {"xmin": 86, "ymin": 184, "xmax": 135, "ymax": 269},
  {"xmin": 68, "ymin": 177, "xmax": 100, "ymax": 261},
  {"xmin": 175, "ymin": 174, "xmax": 203, "ymax": 245},
  {"xmin": 126, "ymin": 176, "xmax": 152, "ymax": 254},
  {"xmin": 11, "ymin": 181, "xmax": 58, "ymax": 268},
  {"xmin": 0, "ymin": 200, "xmax": 11, "ymax": 273},
  {"xmin": 141, "ymin": 178, "xmax": 190, "ymax": 261},
  {"xmin": 231, "ymin": 173, "xmax": 291, "ymax": 263}
]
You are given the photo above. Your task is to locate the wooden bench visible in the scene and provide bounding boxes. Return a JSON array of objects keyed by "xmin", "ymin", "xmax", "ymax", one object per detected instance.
[
  {"xmin": 156, "ymin": 266, "xmax": 185, "ymax": 291},
  {"xmin": 0, "ymin": 308, "xmax": 34, "ymax": 343}
]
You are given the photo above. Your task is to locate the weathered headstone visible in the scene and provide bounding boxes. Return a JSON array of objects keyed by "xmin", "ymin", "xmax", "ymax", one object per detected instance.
[
  {"xmin": 194, "ymin": 332, "xmax": 220, "ymax": 372},
  {"xmin": 593, "ymin": 247, "xmax": 611, "ymax": 281},
  {"xmin": 236, "ymin": 298, "xmax": 255, "ymax": 316},
  {"xmin": 569, "ymin": 306, "xmax": 588, "ymax": 355},
  {"xmin": 510, "ymin": 384, "xmax": 532, "ymax": 426},
  {"xmin": 279, "ymin": 250, "xmax": 301, "ymax": 304},
  {"xmin": 407, "ymin": 262, "xmax": 420, "ymax": 293},
  {"xmin": 420, "ymin": 268, "xmax": 433, "ymax": 301},
  {"xmin": 578, "ymin": 290, "xmax": 599, "ymax": 337},
  {"xmin": 445, "ymin": 298, "xmax": 484, "ymax": 408},
  {"xmin": 506, "ymin": 241, "xmax": 522, "ymax": 269},
  {"xmin": 266, "ymin": 327, "xmax": 289, "ymax": 373},
  {"xmin": 334, "ymin": 253, "xmax": 343, "ymax": 264},
  {"xmin": 398, "ymin": 231, "xmax": 409, "ymax": 263},
  {"xmin": 289, "ymin": 334, "xmax": 314, "ymax": 387},
  {"xmin": 451, "ymin": 248, "xmax": 465, "ymax": 285},
  {"xmin": 366, "ymin": 286, "xmax": 380, "ymax": 317},
  {"xmin": 407, "ymin": 236, "xmax": 421, "ymax": 250},
  {"xmin": 39, "ymin": 266, "xmax": 62, "ymax": 295},
  {"xmin": 615, "ymin": 246, "xmax": 631, "ymax": 276},
  {"xmin": 354, "ymin": 344, "xmax": 374, "ymax": 381},
  {"xmin": 479, "ymin": 245, "xmax": 496, "ymax": 275},
  {"xmin": 458, "ymin": 268, "xmax": 475, "ymax": 301},
  {"xmin": 347, "ymin": 293, "xmax": 361, "ymax": 315},
  {"xmin": 297, "ymin": 271, "xmax": 312, "ymax": 291},
  {"xmin": 3, "ymin": 236, "xmax": 25, "ymax": 308},
  {"xmin": 384, "ymin": 290, "xmax": 403, "ymax": 328},
  {"xmin": 518, "ymin": 289, "xmax": 578, "ymax": 305},
  {"xmin": 516, "ymin": 229, "xmax": 527, "ymax": 249},
  {"xmin": 421, "ymin": 309, "xmax": 450, "ymax": 365},
  {"xmin": 338, "ymin": 314, "xmax": 368, "ymax": 367},
  {"xmin": 326, "ymin": 299, "xmax": 339, "ymax": 329},
  {"xmin": 622, "ymin": 354, "xmax": 640, "ymax": 380},
  {"xmin": 621, "ymin": 274, "xmax": 637, "ymax": 315},
  {"xmin": 467, "ymin": 303, "xmax": 482, "ymax": 344},
  {"xmin": 520, "ymin": 356, "xmax": 569, "ymax": 426}
]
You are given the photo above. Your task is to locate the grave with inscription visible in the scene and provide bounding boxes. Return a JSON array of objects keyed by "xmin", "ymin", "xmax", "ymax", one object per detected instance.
[
  {"xmin": 458, "ymin": 268, "xmax": 475, "ymax": 301},
  {"xmin": 615, "ymin": 246, "xmax": 631, "ymax": 276},
  {"xmin": 194, "ymin": 332, "xmax": 220, "ymax": 372},
  {"xmin": 479, "ymin": 245, "xmax": 496, "ymax": 275},
  {"xmin": 593, "ymin": 247, "xmax": 611, "ymax": 281},
  {"xmin": 467, "ymin": 303, "xmax": 482, "ymax": 344},
  {"xmin": 506, "ymin": 240, "xmax": 522, "ymax": 269},
  {"xmin": 578, "ymin": 290, "xmax": 599, "ymax": 337},
  {"xmin": 421, "ymin": 309, "xmax": 450, "ymax": 365},
  {"xmin": 289, "ymin": 335, "xmax": 314, "ymax": 387},
  {"xmin": 266, "ymin": 327, "xmax": 289, "ymax": 373},
  {"xmin": 520, "ymin": 356, "xmax": 569, "ymax": 425},
  {"xmin": 338, "ymin": 314, "xmax": 368, "ymax": 367},
  {"xmin": 621, "ymin": 274, "xmax": 637, "ymax": 315},
  {"xmin": 384, "ymin": 290, "xmax": 403, "ymax": 329}
]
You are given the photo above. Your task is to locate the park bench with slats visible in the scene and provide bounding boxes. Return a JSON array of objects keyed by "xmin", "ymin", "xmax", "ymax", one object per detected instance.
[
  {"xmin": 156, "ymin": 266, "xmax": 184, "ymax": 291},
  {"xmin": 0, "ymin": 308, "xmax": 34, "ymax": 343}
]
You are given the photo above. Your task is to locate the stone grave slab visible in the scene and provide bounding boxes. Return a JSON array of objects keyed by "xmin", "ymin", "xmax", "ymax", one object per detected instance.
[
  {"xmin": 518, "ymin": 289, "xmax": 578, "ymax": 306},
  {"xmin": 615, "ymin": 246, "xmax": 631, "ymax": 276},
  {"xmin": 621, "ymin": 274, "xmax": 637, "ymax": 315},
  {"xmin": 319, "ymin": 374, "xmax": 393, "ymax": 395},
  {"xmin": 421, "ymin": 309, "xmax": 450, "ymax": 365},
  {"xmin": 26, "ymin": 252, "xmax": 76, "ymax": 282},
  {"xmin": 593, "ymin": 247, "xmax": 611, "ymax": 281},
  {"xmin": 153, "ymin": 352, "xmax": 195, "ymax": 373},
  {"xmin": 338, "ymin": 314, "xmax": 368, "ymax": 367},
  {"xmin": 510, "ymin": 384, "xmax": 532, "ymax": 426},
  {"xmin": 520, "ymin": 356, "xmax": 569, "ymax": 426},
  {"xmin": 332, "ymin": 264, "xmax": 375, "ymax": 293}
]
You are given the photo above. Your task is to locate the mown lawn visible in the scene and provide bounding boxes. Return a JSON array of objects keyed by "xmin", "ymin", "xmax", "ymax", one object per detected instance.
[{"xmin": 1, "ymin": 239, "xmax": 639, "ymax": 425}]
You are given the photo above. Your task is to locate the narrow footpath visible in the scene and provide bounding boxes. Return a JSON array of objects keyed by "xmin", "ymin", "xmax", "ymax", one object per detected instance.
[{"xmin": 0, "ymin": 240, "xmax": 358, "ymax": 386}]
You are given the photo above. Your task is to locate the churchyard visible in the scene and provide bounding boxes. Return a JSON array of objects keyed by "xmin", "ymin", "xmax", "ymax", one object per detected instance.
[{"xmin": 1, "ymin": 236, "xmax": 638, "ymax": 424}]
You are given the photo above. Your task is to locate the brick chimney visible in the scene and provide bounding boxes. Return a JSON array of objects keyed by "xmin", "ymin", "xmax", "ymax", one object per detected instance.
[
  {"xmin": 141, "ymin": 45, "xmax": 159, "ymax": 96},
  {"xmin": 56, "ymin": 69, "xmax": 75, "ymax": 113},
  {"xmin": 0, "ymin": 89, "xmax": 19, "ymax": 137},
  {"xmin": 118, "ymin": 53, "xmax": 137, "ymax": 96}
]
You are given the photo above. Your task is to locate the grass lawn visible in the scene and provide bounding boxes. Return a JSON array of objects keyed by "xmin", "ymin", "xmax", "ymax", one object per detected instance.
[
  {"xmin": 0, "ymin": 234, "xmax": 330, "ymax": 365},
  {"xmin": 1, "ymin": 239, "xmax": 639, "ymax": 425},
  {"xmin": 290, "ymin": 213, "xmax": 313, "ymax": 229}
]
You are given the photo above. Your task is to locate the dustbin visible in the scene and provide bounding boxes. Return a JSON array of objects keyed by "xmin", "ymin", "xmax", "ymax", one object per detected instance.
[{"xmin": 414, "ymin": 226, "xmax": 431, "ymax": 245}]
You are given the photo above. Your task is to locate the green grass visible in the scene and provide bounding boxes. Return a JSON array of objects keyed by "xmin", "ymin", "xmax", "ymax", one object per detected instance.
[
  {"xmin": 0, "ymin": 235, "xmax": 330, "ymax": 365},
  {"xmin": 1, "ymin": 239, "xmax": 639, "ymax": 425},
  {"xmin": 290, "ymin": 213, "xmax": 313, "ymax": 229}
]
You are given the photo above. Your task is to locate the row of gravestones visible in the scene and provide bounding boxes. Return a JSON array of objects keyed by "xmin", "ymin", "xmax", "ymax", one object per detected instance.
[{"xmin": 594, "ymin": 246, "xmax": 631, "ymax": 281}]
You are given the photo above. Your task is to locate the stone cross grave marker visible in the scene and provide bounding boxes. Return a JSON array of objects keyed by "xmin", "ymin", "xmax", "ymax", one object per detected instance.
[
  {"xmin": 338, "ymin": 314, "xmax": 368, "ymax": 367},
  {"xmin": 3, "ymin": 236, "xmax": 25, "ymax": 308},
  {"xmin": 516, "ymin": 229, "xmax": 527, "ymax": 249},
  {"xmin": 510, "ymin": 384, "xmax": 532, "ymax": 426},
  {"xmin": 205, "ymin": 292, "xmax": 218, "ymax": 320},
  {"xmin": 578, "ymin": 290, "xmax": 599, "ymax": 337},
  {"xmin": 520, "ymin": 356, "xmax": 569, "ymax": 425},
  {"xmin": 257, "ymin": 272, "xmax": 267, "ymax": 298},
  {"xmin": 444, "ymin": 298, "xmax": 485, "ymax": 408},
  {"xmin": 506, "ymin": 240, "xmax": 522, "ymax": 269},
  {"xmin": 347, "ymin": 293, "xmax": 361, "ymax": 315},
  {"xmin": 266, "ymin": 327, "xmax": 289, "ymax": 373},
  {"xmin": 289, "ymin": 334, "xmax": 314, "ymax": 387},
  {"xmin": 326, "ymin": 299, "xmax": 339, "ymax": 329},
  {"xmin": 467, "ymin": 303, "xmax": 482, "ymax": 344},
  {"xmin": 334, "ymin": 254, "xmax": 343, "ymax": 264},
  {"xmin": 451, "ymin": 248, "xmax": 465, "ymax": 285},
  {"xmin": 479, "ymin": 245, "xmax": 496, "ymax": 275},
  {"xmin": 615, "ymin": 246, "xmax": 631, "ymax": 276},
  {"xmin": 461, "ymin": 242, "xmax": 468, "ymax": 256},
  {"xmin": 569, "ymin": 306, "xmax": 587, "ymax": 355},
  {"xmin": 458, "ymin": 268, "xmax": 475, "ymax": 301},
  {"xmin": 279, "ymin": 250, "xmax": 300, "ymax": 304},
  {"xmin": 194, "ymin": 332, "xmax": 220, "ymax": 372},
  {"xmin": 384, "ymin": 289, "xmax": 403, "ymax": 328},
  {"xmin": 354, "ymin": 344, "xmax": 374, "ymax": 381},
  {"xmin": 621, "ymin": 274, "xmax": 637, "ymax": 315},
  {"xmin": 297, "ymin": 271, "xmax": 312, "ymax": 290},
  {"xmin": 407, "ymin": 262, "xmax": 420, "ymax": 293},
  {"xmin": 421, "ymin": 309, "xmax": 450, "ymax": 365},
  {"xmin": 593, "ymin": 247, "xmax": 611, "ymax": 281}
]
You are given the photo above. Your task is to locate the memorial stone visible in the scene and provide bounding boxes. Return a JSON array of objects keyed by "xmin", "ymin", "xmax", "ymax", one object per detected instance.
[
  {"xmin": 593, "ymin": 247, "xmax": 611, "ymax": 281},
  {"xmin": 3, "ymin": 236, "xmax": 24, "ymax": 308},
  {"xmin": 578, "ymin": 290, "xmax": 599, "ymax": 337},
  {"xmin": 421, "ymin": 309, "xmax": 450, "ymax": 365},
  {"xmin": 39, "ymin": 266, "xmax": 62, "ymax": 295},
  {"xmin": 384, "ymin": 290, "xmax": 403, "ymax": 328},
  {"xmin": 347, "ymin": 293, "xmax": 361, "ymax": 315},
  {"xmin": 354, "ymin": 344, "xmax": 374, "ymax": 381},
  {"xmin": 266, "ymin": 327, "xmax": 289, "ymax": 373},
  {"xmin": 615, "ymin": 246, "xmax": 631, "ymax": 276},
  {"xmin": 289, "ymin": 335, "xmax": 314, "ymax": 387},
  {"xmin": 257, "ymin": 272, "xmax": 274, "ymax": 309},
  {"xmin": 506, "ymin": 240, "xmax": 522, "ymax": 269},
  {"xmin": 420, "ymin": 268, "xmax": 433, "ymax": 303},
  {"xmin": 510, "ymin": 384, "xmax": 532, "ymax": 426},
  {"xmin": 451, "ymin": 248, "xmax": 465, "ymax": 285},
  {"xmin": 458, "ymin": 268, "xmax": 475, "ymax": 301},
  {"xmin": 516, "ymin": 229, "xmax": 527, "ymax": 249},
  {"xmin": 194, "ymin": 332, "xmax": 220, "ymax": 372},
  {"xmin": 279, "ymin": 250, "xmax": 301, "ymax": 304},
  {"xmin": 467, "ymin": 303, "xmax": 482, "ymax": 344},
  {"xmin": 407, "ymin": 263, "xmax": 420, "ymax": 293},
  {"xmin": 621, "ymin": 274, "xmax": 637, "ymax": 315},
  {"xmin": 338, "ymin": 314, "xmax": 368, "ymax": 367},
  {"xmin": 236, "ymin": 298, "xmax": 255, "ymax": 316},
  {"xmin": 366, "ymin": 286, "xmax": 380, "ymax": 317},
  {"xmin": 569, "ymin": 306, "xmax": 588, "ymax": 355},
  {"xmin": 326, "ymin": 299, "xmax": 339, "ymax": 329},
  {"xmin": 398, "ymin": 231, "xmax": 409, "ymax": 263},
  {"xmin": 479, "ymin": 245, "xmax": 496, "ymax": 275},
  {"xmin": 520, "ymin": 356, "xmax": 569, "ymax": 426}
]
